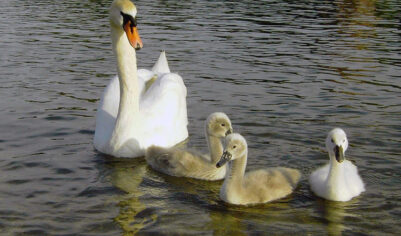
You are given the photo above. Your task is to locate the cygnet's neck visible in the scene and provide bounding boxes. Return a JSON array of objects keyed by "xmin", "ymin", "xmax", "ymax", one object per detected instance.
[
  {"xmin": 206, "ymin": 132, "xmax": 224, "ymax": 164},
  {"xmin": 109, "ymin": 26, "xmax": 140, "ymax": 148},
  {"xmin": 225, "ymin": 151, "xmax": 247, "ymax": 186},
  {"xmin": 326, "ymin": 153, "xmax": 344, "ymax": 192}
]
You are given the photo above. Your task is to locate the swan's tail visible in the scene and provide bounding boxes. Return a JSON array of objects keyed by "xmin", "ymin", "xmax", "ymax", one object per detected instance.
[{"xmin": 152, "ymin": 51, "xmax": 170, "ymax": 74}]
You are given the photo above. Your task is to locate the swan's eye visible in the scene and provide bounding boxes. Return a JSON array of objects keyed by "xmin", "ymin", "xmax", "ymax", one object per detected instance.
[{"xmin": 120, "ymin": 11, "xmax": 137, "ymax": 27}]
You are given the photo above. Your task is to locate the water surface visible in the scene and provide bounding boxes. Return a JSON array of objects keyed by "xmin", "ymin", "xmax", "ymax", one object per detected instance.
[{"xmin": 0, "ymin": 0, "xmax": 400, "ymax": 235}]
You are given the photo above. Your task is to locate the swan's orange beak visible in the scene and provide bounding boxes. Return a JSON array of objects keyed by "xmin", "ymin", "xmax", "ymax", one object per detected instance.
[{"xmin": 123, "ymin": 21, "xmax": 143, "ymax": 50}]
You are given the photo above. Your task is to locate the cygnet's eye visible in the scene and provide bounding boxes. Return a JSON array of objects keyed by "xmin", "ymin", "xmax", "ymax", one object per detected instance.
[
  {"xmin": 331, "ymin": 138, "xmax": 334, "ymax": 143},
  {"xmin": 221, "ymin": 123, "xmax": 225, "ymax": 127},
  {"xmin": 233, "ymin": 145, "xmax": 237, "ymax": 149}
]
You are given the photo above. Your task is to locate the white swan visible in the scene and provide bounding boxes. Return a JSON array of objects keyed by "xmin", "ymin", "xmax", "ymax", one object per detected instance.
[
  {"xmin": 145, "ymin": 112, "xmax": 232, "ymax": 180},
  {"xmin": 94, "ymin": 0, "xmax": 188, "ymax": 158},
  {"xmin": 216, "ymin": 133, "xmax": 301, "ymax": 205},
  {"xmin": 309, "ymin": 128, "xmax": 365, "ymax": 202}
]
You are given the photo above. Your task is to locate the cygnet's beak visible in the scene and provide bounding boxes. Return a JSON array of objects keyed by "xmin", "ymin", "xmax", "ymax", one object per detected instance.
[
  {"xmin": 123, "ymin": 18, "xmax": 143, "ymax": 50},
  {"xmin": 216, "ymin": 151, "xmax": 232, "ymax": 168},
  {"xmin": 225, "ymin": 128, "xmax": 233, "ymax": 136},
  {"xmin": 334, "ymin": 145, "xmax": 344, "ymax": 163}
]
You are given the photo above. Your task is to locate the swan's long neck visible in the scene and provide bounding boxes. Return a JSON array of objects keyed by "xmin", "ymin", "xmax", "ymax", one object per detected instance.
[
  {"xmin": 225, "ymin": 151, "xmax": 247, "ymax": 188},
  {"xmin": 206, "ymin": 133, "xmax": 224, "ymax": 164},
  {"xmin": 109, "ymin": 26, "xmax": 140, "ymax": 149},
  {"xmin": 326, "ymin": 154, "xmax": 344, "ymax": 194}
]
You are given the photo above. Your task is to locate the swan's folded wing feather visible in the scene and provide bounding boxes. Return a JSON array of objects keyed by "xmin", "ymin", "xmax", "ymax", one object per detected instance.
[
  {"xmin": 94, "ymin": 76, "xmax": 120, "ymax": 150},
  {"xmin": 139, "ymin": 73, "xmax": 188, "ymax": 142}
]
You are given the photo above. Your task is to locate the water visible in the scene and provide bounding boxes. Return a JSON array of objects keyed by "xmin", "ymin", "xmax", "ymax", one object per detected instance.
[{"xmin": 1, "ymin": 0, "xmax": 400, "ymax": 235}]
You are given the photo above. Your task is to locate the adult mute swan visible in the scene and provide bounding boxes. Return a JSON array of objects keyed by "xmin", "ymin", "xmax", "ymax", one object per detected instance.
[
  {"xmin": 216, "ymin": 133, "xmax": 301, "ymax": 205},
  {"xmin": 145, "ymin": 112, "xmax": 233, "ymax": 180},
  {"xmin": 94, "ymin": 0, "xmax": 188, "ymax": 158},
  {"xmin": 309, "ymin": 128, "xmax": 365, "ymax": 201}
]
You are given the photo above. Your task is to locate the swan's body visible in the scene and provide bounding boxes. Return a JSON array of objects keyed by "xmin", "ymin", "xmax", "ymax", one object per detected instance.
[
  {"xmin": 309, "ymin": 128, "xmax": 365, "ymax": 202},
  {"xmin": 94, "ymin": 0, "xmax": 188, "ymax": 158},
  {"xmin": 216, "ymin": 133, "xmax": 301, "ymax": 205},
  {"xmin": 145, "ymin": 112, "xmax": 232, "ymax": 180}
]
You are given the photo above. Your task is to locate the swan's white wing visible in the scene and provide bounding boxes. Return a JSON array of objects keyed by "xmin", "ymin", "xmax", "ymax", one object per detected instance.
[
  {"xmin": 94, "ymin": 76, "xmax": 119, "ymax": 152},
  {"xmin": 138, "ymin": 69, "xmax": 155, "ymax": 85},
  {"xmin": 138, "ymin": 72, "xmax": 188, "ymax": 148}
]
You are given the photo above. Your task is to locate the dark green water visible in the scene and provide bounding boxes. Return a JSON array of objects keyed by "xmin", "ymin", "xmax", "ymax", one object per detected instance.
[{"xmin": 0, "ymin": 0, "xmax": 400, "ymax": 235}]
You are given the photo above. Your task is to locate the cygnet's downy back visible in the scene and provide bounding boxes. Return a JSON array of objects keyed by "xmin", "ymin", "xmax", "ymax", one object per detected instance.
[{"xmin": 145, "ymin": 112, "xmax": 233, "ymax": 180}]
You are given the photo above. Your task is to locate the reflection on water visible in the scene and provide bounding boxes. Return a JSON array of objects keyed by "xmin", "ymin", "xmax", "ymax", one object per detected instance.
[
  {"xmin": 314, "ymin": 198, "xmax": 362, "ymax": 236},
  {"xmin": 0, "ymin": 0, "xmax": 400, "ymax": 234},
  {"xmin": 110, "ymin": 159, "xmax": 157, "ymax": 235},
  {"xmin": 209, "ymin": 208, "xmax": 246, "ymax": 235}
]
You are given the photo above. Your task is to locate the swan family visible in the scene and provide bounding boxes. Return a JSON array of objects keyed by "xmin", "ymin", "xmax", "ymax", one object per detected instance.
[{"xmin": 94, "ymin": 0, "xmax": 365, "ymax": 205}]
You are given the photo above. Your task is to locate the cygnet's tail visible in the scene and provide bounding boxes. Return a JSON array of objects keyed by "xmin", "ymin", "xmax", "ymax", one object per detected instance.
[
  {"xmin": 146, "ymin": 145, "xmax": 170, "ymax": 167},
  {"xmin": 145, "ymin": 145, "xmax": 181, "ymax": 176},
  {"xmin": 280, "ymin": 168, "xmax": 302, "ymax": 189}
]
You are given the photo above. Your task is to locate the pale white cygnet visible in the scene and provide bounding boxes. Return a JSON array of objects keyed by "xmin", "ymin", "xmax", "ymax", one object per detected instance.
[
  {"xmin": 216, "ymin": 133, "xmax": 301, "ymax": 205},
  {"xmin": 309, "ymin": 128, "xmax": 365, "ymax": 202},
  {"xmin": 145, "ymin": 112, "xmax": 233, "ymax": 180}
]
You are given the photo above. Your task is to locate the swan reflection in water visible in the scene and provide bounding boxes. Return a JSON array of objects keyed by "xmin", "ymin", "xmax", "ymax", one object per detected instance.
[
  {"xmin": 315, "ymin": 198, "xmax": 362, "ymax": 236},
  {"xmin": 110, "ymin": 158, "xmax": 157, "ymax": 235}
]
